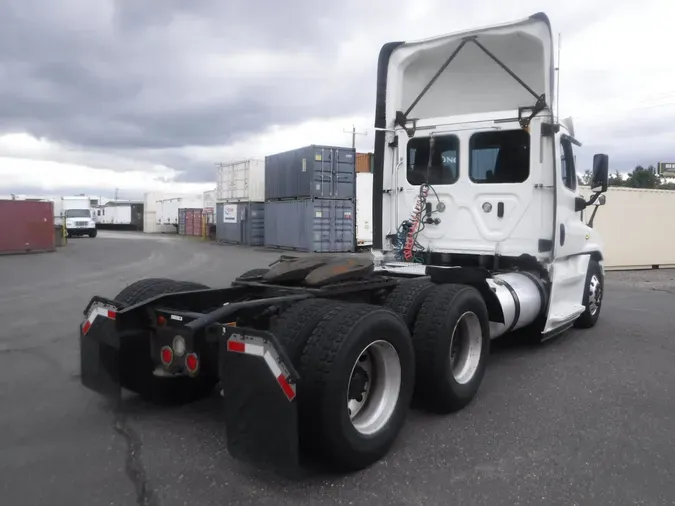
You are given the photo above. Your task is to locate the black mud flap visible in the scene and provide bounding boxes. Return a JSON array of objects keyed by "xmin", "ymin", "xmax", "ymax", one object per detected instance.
[
  {"xmin": 219, "ymin": 327, "xmax": 301, "ymax": 476},
  {"xmin": 79, "ymin": 298, "xmax": 123, "ymax": 400}
]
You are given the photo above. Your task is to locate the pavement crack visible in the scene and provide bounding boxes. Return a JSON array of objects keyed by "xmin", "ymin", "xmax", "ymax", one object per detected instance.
[{"xmin": 114, "ymin": 408, "xmax": 160, "ymax": 506}]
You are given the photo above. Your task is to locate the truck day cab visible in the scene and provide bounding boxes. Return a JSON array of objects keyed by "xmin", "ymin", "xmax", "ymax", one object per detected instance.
[{"xmin": 78, "ymin": 13, "xmax": 609, "ymax": 474}]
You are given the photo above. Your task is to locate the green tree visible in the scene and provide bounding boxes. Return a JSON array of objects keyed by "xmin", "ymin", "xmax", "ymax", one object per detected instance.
[
  {"xmin": 608, "ymin": 169, "xmax": 624, "ymax": 187},
  {"xmin": 625, "ymin": 165, "xmax": 661, "ymax": 189},
  {"xmin": 582, "ymin": 169, "xmax": 592, "ymax": 186}
]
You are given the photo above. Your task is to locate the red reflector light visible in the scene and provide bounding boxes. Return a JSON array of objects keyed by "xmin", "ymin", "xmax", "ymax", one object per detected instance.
[
  {"xmin": 185, "ymin": 353, "xmax": 199, "ymax": 373},
  {"xmin": 227, "ymin": 340, "xmax": 245, "ymax": 353},
  {"xmin": 160, "ymin": 346, "xmax": 173, "ymax": 366},
  {"xmin": 157, "ymin": 315, "xmax": 166, "ymax": 326},
  {"xmin": 107, "ymin": 310, "xmax": 116, "ymax": 320}
]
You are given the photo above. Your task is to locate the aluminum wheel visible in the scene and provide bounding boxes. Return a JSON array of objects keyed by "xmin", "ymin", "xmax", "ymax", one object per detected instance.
[
  {"xmin": 588, "ymin": 274, "xmax": 602, "ymax": 315},
  {"xmin": 347, "ymin": 340, "xmax": 402, "ymax": 436},
  {"xmin": 449, "ymin": 311, "xmax": 483, "ymax": 385}
]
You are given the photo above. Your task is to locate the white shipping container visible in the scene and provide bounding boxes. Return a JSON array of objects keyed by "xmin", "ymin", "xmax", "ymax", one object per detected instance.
[
  {"xmin": 579, "ymin": 186, "xmax": 675, "ymax": 270},
  {"xmin": 216, "ymin": 159, "xmax": 265, "ymax": 202},
  {"xmin": 158, "ymin": 196, "xmax": 203, "ymax": 225},
  {"xmin": 356, "ymin": 172, "xmax": 373, "ymax": 247},
  {"xmin": 143, "ymin": 192, "xmax": 203, "ymax": 233}
]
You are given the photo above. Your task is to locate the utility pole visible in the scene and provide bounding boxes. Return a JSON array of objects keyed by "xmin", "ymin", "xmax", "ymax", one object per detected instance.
[
  {"xmin": 343, "ymin": 124, "xmax": 367, "ymax": 150},
  {"xmin": 114, "ymin": 188, "xmax": 119, "ymax": 201}
]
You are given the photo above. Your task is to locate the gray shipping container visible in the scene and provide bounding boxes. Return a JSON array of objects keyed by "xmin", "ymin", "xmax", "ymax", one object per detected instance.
[
  {"xmin": 265, "ymin": 145, "xmax": 356, "ymax": 201},
  {"xmin": 264, "ymin": 199, "xmax": 355, "ymax": 253},
  {"xmin": 216, "ymin": 202, "xmax": 265, "ymax": 246}
]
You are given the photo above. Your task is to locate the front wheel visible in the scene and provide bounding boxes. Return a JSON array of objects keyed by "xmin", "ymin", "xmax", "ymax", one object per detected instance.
[
  {"xmin": 298, "ymin": 303, "xmax": 415, "ymax": 472},
  {"xmin": 89, "ymin": 229, "xmax": 97, "ymax": 238},
  {"xmin": 574, "ymin": 259, "xmax": 604, "ymax": 329}
]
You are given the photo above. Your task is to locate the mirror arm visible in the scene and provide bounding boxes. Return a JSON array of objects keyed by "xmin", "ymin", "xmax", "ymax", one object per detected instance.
[{"xmin": 588, "ymin": 204, "xmax": 600, "ymax": 228}]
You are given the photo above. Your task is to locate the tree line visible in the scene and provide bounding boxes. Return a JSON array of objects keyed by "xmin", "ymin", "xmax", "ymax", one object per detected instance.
[{"xmin": 579, "ymin": 165, "xmax": 675, "ymax": 190}]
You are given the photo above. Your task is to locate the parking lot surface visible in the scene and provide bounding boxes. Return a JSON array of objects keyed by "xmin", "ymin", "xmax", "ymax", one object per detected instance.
[{"xmin": 1, "ymin": 231, "xmax": 674, "ymax": 506}]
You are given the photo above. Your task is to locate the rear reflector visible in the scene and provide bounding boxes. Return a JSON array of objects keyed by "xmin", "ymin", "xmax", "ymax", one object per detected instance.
[
  {"xmin": 82, "ymin": 305, "xmax": 117, "ymax": 335},
  {"xmin": 226, "ymin": 334, "xmax": 296, "ymax": 401}
]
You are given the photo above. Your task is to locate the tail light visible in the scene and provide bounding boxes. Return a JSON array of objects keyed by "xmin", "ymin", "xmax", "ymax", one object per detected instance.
[
  {"xmin": 160, "ymin": 346, "xmax": 173, "ymax": 366},
  {"xmin": 185, "ymin": 353, "xmax": 199, "ymax": 374}
]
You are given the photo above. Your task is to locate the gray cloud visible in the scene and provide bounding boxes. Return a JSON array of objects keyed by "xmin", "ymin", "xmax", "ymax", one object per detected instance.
[{"xmin": 0, "ymin": 0, "xmax": 666, "ymax": 187}]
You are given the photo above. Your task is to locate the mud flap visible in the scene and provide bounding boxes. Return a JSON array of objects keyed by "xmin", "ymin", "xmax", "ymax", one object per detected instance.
[
  {"xmin": 219, "ymin": 327, "xmax": 300, "ymax": 475},
  {"xmin": 79, "ymin": 299, "xmax": 122, "ymax": 400}
]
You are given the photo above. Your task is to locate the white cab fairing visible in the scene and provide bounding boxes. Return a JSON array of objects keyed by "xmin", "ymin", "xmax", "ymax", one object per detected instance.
[{"xmin": 380, "ymin": 13, "xmax": 555, "ymax": 259}]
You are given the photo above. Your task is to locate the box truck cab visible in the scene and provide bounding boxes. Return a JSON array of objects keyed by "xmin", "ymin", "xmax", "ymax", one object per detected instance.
[{"xmin": 59, "ymin": 196, "xmax": 97, "ymax": 238}]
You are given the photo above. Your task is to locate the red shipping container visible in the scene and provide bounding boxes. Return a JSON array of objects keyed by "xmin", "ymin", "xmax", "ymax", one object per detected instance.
[{"xmin": 0, "ymin": 200, "xmax": 55, "ymax": 254}]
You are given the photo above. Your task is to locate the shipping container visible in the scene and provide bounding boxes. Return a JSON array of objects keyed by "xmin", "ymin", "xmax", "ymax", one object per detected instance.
[
  {"xmin": 215, "ymin": 202, "xmax": 265, "ymax": 246},
  {"xmin": 356, "ymin": 173, "xmax": 373, "ymax": 247},
  {"xmin": 216, "ymin": 159, "xmax": 265, "ymax": 202},
  {"xmin": 0, "ymin": 200, "xmax": 55, "ymax": 255},
  {"xmin": 265, "ymin": 145, "xmax": 356, "ymax": 201},
  {"xmin": 264, "ymin": 199, "xmax": 355, "ymax": 252},
  {"xmin": 178, "ymin": 208, "xmax": 203, "ymax": 237},
  {"xmin": 356, "ymin": 152, "xmax": 373, "ymax": 173},
  {"xmin": 143, "ymin": 192, "xmax": 203, "ymax": 233},
  {"xmin": 579, "ymin": 186, "xmax": 675, "ymax": 269}
]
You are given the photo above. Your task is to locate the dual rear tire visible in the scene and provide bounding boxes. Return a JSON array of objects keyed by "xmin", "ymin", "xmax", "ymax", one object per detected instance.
[{"xmin": 274, "ymin": 281, "xmax": 491, "ymax": 471}]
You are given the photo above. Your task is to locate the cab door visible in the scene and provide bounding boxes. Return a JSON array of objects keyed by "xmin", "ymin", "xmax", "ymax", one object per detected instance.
[{"xmin": 543, "ymin": 132, "xmax": 590, "ymax": 333}]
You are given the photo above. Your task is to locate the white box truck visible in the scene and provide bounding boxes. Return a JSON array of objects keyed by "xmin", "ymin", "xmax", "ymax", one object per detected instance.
[{"xmin": 56, "ymin": 196, "xmax": 97, "ymax": 238}]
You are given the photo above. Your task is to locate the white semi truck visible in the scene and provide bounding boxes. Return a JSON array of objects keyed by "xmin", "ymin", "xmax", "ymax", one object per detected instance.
[{"xmin": 78, "ymin": 12, "xmax": 608, "ymax": 474}]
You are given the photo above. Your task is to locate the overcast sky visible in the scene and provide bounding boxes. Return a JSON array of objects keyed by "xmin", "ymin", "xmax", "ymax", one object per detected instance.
[{"xmin": 1, "ymin": 0, "xmax": 674, "ymax": 198}]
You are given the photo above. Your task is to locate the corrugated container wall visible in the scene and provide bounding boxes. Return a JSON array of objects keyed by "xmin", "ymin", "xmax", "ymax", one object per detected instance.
[
  {"xmin": 264, "ymin": 199, "xmax": 355, "ymax": 252},
  {"xmin": 579, "ymin": 186, "xmax": 675, "ymax": 269},
  {"xmin": 215, "ymin": 202, "xmax": 265, "ymax": 246},
  {"xmin": 217, "ymin": 159, "xmax": 265, "ymax": 202},
  {"xmin": 0, "ymin": 200, "xmax": 55, "ymax": 254},
  {"xmin": 356, "ymin": 173, "xmax": 373, "ymax": 246},
  {"xmin": 356, "ymin": 152, "xmax": 373, "ymax": 173},
  {"xmin": 178, "ymin": 208, "xmax": 203, "ymax": 237},
  {"xmin": 265, "ymin": 145, "xmax": 356, "ymax": 201}
]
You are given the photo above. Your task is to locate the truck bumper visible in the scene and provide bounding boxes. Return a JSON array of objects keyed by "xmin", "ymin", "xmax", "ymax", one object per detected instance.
[{"xmin": 79, "ymin": 297, "xmax": 302, "ymax": 474}]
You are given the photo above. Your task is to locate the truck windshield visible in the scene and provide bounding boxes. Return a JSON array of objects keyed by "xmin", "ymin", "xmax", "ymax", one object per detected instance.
[
  {"xmin": 407, "ymin": 134, "xmax": 459, "ymax": 186},
  {"xmin": 65, "ymin": 209, "xmax": 91, "ymax": 218}
]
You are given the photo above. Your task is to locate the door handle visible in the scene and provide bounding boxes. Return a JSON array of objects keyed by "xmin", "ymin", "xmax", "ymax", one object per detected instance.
[
  {"xmin": 560, "ymin": 223, "xmax": 566, "ymax": 246},
  {"xmin": 497, "ymin": 202, "xmax": 504, "ymax": 218}
]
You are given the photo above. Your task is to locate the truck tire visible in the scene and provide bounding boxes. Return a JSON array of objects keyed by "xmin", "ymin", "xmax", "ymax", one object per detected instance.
[
  {"xmin": 271, "ymin": 298, "xmax": 347, "ymax": 362},
  {"xmin": 574, "ymin": 259, "xmax": 604, "ymax": 329},
  {"xmin": 113, "ymin": 278, "xmax": 215, "ymax": 405},
  {"xmin": 383, "ymin": 278, "xmax": 436, "ymax": 331},
  {"xmin": 89, "ymin": 229, "xmax": 97, "ymax": 238},
  {"xmin": 412, "ymin": 284, "xmax": 490, "ymax": 414},
  {"xmin": 298, "ymin": 303, "xmax": 415, "ymax": 471},
  {"xmin": 114, "ymin": 278, "xmax": 207, "ymax": 306}
]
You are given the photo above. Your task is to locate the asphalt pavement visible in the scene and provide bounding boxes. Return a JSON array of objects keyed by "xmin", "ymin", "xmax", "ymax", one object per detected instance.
[{"xmin": 1, "ymin": 231, "xmax": 674, "ymax": 506}]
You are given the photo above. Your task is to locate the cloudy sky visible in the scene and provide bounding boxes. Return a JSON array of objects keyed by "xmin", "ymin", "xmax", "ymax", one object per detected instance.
[{"xmin": 1, "ymin": 0, "xmax": 673, "ymax": 199}]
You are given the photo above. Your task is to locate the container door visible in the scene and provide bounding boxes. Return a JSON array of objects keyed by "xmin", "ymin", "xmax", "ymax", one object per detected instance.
[
  {"xmin": 543, "ymin": 133, "xmax": 589, "ymax": 333},
  {"xmin": 332, "ymin": 148, "xmax": 356, "ymax": 200}
]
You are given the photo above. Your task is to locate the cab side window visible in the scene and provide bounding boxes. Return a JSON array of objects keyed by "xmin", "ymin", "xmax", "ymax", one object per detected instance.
[{"xmin": 560, "ymin": 137, "xmax": 577, "ymax": 191}]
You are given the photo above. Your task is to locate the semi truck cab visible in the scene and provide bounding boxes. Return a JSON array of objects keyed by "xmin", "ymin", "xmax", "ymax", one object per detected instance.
[{"xmin": 374, "ymin": 11, "xmax": 608, "ymax": 338}]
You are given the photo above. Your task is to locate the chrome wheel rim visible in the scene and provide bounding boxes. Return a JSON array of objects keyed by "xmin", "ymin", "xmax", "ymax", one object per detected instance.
[
  {"xmin": 589, "ymin": 274, "xmax": 602, "ymax": 315},
  {"xmin": 347, "ymin": 340, "xmax": 402, "ymax": 436},
  {"xmin": 449, "ymin": 312, "xmax": 483, "ymax": 385}
]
